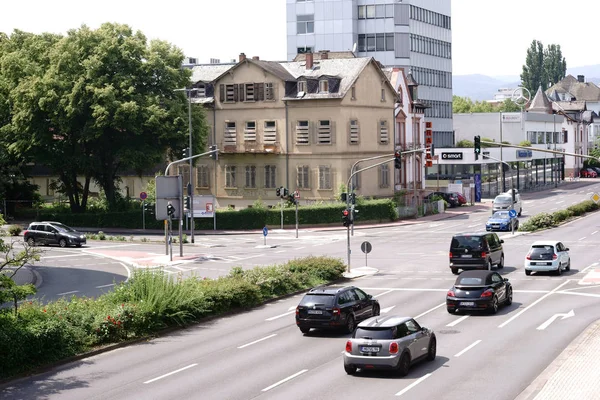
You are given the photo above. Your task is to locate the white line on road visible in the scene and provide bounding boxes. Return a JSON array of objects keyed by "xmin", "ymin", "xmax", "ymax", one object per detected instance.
[
  {"xmin": 581, "ymin": 263, "xmax": 598, "ymax": 274},
  {"xmin": 415, "ymin": 303, "xmax": 445, "ymax": 319},
  {"xmin": 578, "ymin": 237, "xmax": 587, "ymax": 241},
  {"xmin": 380, "ymin": 306, "xmax": 396, "ymax": 314},
  {"xmin": 238, "ymin": 334, "xmax": 277, "ymax": 349},
  {"xmin": 274, "ymin": 250, "xmax": 286, "ymax": 254},
  {"xmin": 557, "ymin": 291, "xmax": 600, "ymax": 298},
  {"xmin": 454, "ymin": 340, "xmax": 481, "ymax": 357},
  {"xmin": 467, "ymin": 224, "xmax": 480, "ymax": 228},
  {"xmin": 41, "ymin": 254, "xmax": 92, "ymax": 259},
  {"xmin": 294, "ymin": 247, "xmax": 306, "ymax": 250},
  {"xmin": 261, "ymin": 369, "xmax": 308, "ymax": 392},
  {"xmin": 143, "ymin": 364, "xmax": 198, "ymax": 384},
  {"xmin": 56, "ymin": 290, "xmax": 79, "ymax": 296},
  {"xmin": 265, "ymin": 310, "xmax": 295, "ymax": 321},
  {"xmin": 446, "ymin": 315, "xmax": 469, "ymax": 327},
  {"xmin": 395, "ymin": 373, "xmax": 432, "ymax": 397},
  {"xmin": 374, "ymin": 289, "xmax": 395, "ymax": 298},
  {"xmin": 95, "ymin": 284, "xmax": 115, "ymax": 288},
  {"xmin": 498, "ymin": 280, "xmax": 571, "ymax": 328},
  {"xmin": 592, "ymin": 231, "xmax": 598, "ymax": 235}
]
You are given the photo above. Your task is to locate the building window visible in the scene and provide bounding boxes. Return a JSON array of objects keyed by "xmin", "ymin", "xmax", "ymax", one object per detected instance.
[
  {"xmin": 264, "ymin": 121, "xmax": 277, "ymax": 144},
  {"xmin": 351, "ymin": 86, "xmax": 356, "ymax": 100},
  {"xmin": 224, "ymin": 121, "xmax": 237, "ymax": 145},
  {"xmin": 319, "ymin": 79, "xmax": 329, "ymax": 93},
  {"xmin": 265, "ymin": 82, "xmax": 275, "ymax": 100},
  {"xmin": 46, "ymin": 179, "xmax": 54, "ymax": 196},
  {"xmin": 381, "ymin": 88, "xmax": 386, "ymax": 102},
  {"xmin": 318, "ymin": 166, "xmax": 332, "ymax": 190},
  {"xmin": 296, "ymin": 120, "xmax": 310, "ymax": 145},
  {"xmin": 225, "ymin": 84, "xmax": 236, "ymax": 102},
  {"xmin": 379, "ymin": 164, "xmax": 390, "ymax": 188},
  {"xmin": 178, "ymin": 165, "xmax": 190, "ymax": 188},
  {"xmin": 349, "ymin": 120, "xmax": 359, "ymax": 144},
  {"xmin": 366, "ymin": 5, "xmax": 375, "ymax": 18},
  {"xmin": 193, "ymin": 83, "xmax": 206, "ymax": 98},
  {"xmin": 245, "ymin": 165, "xmax": 256, "ymax": 188},
  {"xmin": 297, "ymin": 46, "xmax": 313, "ymax": 54},
  {"xmin": 197, "ymin": 165, "xmax": 209, "ymax": 188},
  {"xmin": 318, "ymin": 120, "xmax": 332, "ymax": 144},
  {"xmin": 225, "ymin": 165, "xmax": 237, "ymax": 188},
  {"xmin": 245, "ymin": 83, "xmax": 255, "ymax": 101},
  {"xmin": 297, "ymin": 15, "xmax": 314, "ymax": 34},
  {"xmin": 244, "ymin": 121, "xmax": 256, "ymax": 141},
  {"xmin": 297, "ymin": 165, "xmax": 310, "ymax": 189},
  {"xmin": 379, "ymin": 120, "xmax": 389, "ymax": 144},
  {"xmin": 265, "ymin": 165, "xmax": 276, "ymax": 188},
  {"xmin": 298, "ymin": 80, "xmax": 306, "ymax": 93},
  {"xmin": 349, "ymin": 169, "xmax": 360, "ymax": 190}
]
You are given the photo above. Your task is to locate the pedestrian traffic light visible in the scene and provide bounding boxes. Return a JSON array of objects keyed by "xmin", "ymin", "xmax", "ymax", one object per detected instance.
[
  {"xmin": 276, "ymin": 187, "xmax": 281, "ymax": 197},
  {"xmin": 209, "ymin": 145, "xmax": 218, "ymax": 160},
  {"xmin": 342, "ymin": 208, "xmax": 351, "ymax": 227},
  {"xmin": 167, "ymin": 203, "xmax": 175, "ymax": 218},
  {"xmin": 183, "ymin": 147, "xmax": 190, "ymax": 159},
  {"xmin": 184, "ymin": 196, "xmax": 191, "ymax": 211},
  {"xmin": 394, "ymin": 151, "xmax": 402, "ymax": 170},
  {"xmin": 474, "ymin": 136, "xmax": 481, "ymax": 160}
]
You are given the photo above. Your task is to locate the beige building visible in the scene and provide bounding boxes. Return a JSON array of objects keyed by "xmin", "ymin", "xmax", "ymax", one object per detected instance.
[{"xmin": 181, "ymin": 51, "xmax": 399, "ymax": 208}]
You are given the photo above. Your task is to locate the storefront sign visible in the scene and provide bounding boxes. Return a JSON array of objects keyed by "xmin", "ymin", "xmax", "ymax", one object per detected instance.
[
  {"xmin": 441, "ymin": 152, "xmax": 463, "ymax": 160},
  {"xmin": 516, "ymin": 149, "xmax": 533, "ymax": 158},
  {"xmin": 502, "ymin": 113, "xmax": 521, "ymax": 123}
]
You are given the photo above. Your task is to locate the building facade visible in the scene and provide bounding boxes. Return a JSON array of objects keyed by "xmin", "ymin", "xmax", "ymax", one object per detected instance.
[{"xmin": 285, "ymin": 0, "xmax": 453, "ymax": 147}]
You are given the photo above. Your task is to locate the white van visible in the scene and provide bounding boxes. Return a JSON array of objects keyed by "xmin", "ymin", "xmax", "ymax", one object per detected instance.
[{"xmin": 493, "ymin": 191, "xmax": 522, "ymax": 216}]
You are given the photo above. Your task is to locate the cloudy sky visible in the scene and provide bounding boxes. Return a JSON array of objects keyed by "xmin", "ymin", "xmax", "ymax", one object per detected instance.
[{"xmin": 1, "ymin": 0, "xmax": 597, "ymax": 76}]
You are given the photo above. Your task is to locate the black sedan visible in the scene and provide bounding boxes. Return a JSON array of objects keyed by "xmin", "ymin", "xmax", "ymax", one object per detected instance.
[{"xmin": 446, "ymin": 270, "xmax": 512, "ymax": 314}]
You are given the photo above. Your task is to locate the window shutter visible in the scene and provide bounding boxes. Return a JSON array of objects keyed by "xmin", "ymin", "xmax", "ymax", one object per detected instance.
[
  {"xmin": 219, "ymin": 84, "xmax": 225, "ymax": 102},
  {"xmin": 330, "ymin": 120, "xmax": 336, "ymax": 144},
  {"xmin": 257, "ymin": 83, "xmax": 264, "ymax": 100},
  {"xmin": 233, "ymin": 84, "xmax": 239, "ymax": 102},
  {"xmin": 273, "ymin": 83, "xmax": 279, "ymax": 100},
  {"xmin": 238, "ymin": 84, "xmax": 244, "ymax": 102}
]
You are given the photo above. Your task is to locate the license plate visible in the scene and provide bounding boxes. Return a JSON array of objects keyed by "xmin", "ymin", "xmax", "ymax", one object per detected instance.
[
  {"xmin": 461, "ymin": 254, "xmax": 472, "ymax": 258},
  {"xmin": 530, "ymin": 262, "xmax": 537, "ymax": 265},
  {"xmin": 460, "ymin": 302, "xmax": 475, "ymax": 306},
  {"xmin": 307, "ymin": 310, "xmax": 323, "ymax": 314},
  {"xmin": 361, "ymin": 346, "xmax": 380, "ymax": 353}
]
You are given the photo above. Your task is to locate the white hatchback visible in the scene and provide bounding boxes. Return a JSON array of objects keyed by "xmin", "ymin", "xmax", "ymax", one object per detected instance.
[{"xmin": 524, "ymin": 241, "xmax": 570, "ymax": 276}]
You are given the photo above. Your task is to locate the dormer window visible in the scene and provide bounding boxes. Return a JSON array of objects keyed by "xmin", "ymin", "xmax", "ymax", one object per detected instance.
[
  {"xmin": 319, "ymin": 79, "xmax": 329, "ymax": 93},
  {"xmin": 298, "ymin": 81, "xmax": 307, "ymax": 93},
  {"xmin": 193, "ymin": 83, "xmax": 206, "ymax": 98}
]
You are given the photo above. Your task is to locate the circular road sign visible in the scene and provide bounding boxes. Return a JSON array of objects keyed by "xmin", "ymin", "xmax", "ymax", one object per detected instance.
[
  {"xmin": 263, "ymin": 226, "xmax": 268, "ymax": 237},
  {"xmin": 361, "ymin": 241, "xmax": 372, "ymax": 254},
  {"xmin": 508, "ymin": 209, "xmax": 517, "ymax": 218},
  {"xmin": 140, "ymin": 191, "xmax": 148, "ymax": 200}
]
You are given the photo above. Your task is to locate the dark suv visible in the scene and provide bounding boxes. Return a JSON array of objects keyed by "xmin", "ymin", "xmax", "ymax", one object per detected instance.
[
  {"xmin": 295, "ymin": 286, "xmax": 380, "ymax": 334},
  {"xmin": 449, "ymin": 232, "xmax": 504, "ymax": 274},
  {"xmin": 23, "ymin": 221, "xmax": 87, "ymax": 248}
]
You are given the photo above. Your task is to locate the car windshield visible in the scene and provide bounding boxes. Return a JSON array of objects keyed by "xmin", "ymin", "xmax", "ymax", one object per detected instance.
[
  {"xmin": 495, "ymin": 196, "xmax": 512, "ymax": 204},
  {"xmin": 53, "ymin": 223, "xmax": 77, "ymax": 233},
  {"xmin": 491, "ymin": 212, "xmax": 509, "ymax": 219},
  {"xmin": 456, "ymin": 277, "xmax": 484, "ymax": 285},
  {"xmin": 354, "ymin": 327, "xmax": 395, "ymax": 340},
  {"xmin": 530, "ymin": 245, "xmax": 555, "ymax": 257},
  {"xmin": 451, "ymin": 236, "xmax": 483, "ymax": 250},
  {"xmin": 299, "ymin": 294, "xmax": 335, "ymax": 307}
]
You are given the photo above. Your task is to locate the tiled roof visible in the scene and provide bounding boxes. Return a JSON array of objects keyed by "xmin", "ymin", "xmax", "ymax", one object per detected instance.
[
  {"xmin": 253, "ymin": 60, "xmax": 296, "ymax": 81},
  {"xmin": 546, "ymin": 74, "xmax": 600, "ymax": 101},
  {"xmin": 293, "ymin": 51, "xmax": 356, "ymax": 61},
  {"xmin": 553, "ymin": 100, "xmax": 586, "ymax": 112},
  {"xmin": 190, "ymin": 64, "xmax": 235, "ymax": 83},
  {"xmin": 527, "ymin": 86, "xmax": 552, "ymax": 113}
]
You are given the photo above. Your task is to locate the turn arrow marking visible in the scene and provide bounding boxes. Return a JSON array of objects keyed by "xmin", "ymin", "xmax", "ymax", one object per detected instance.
[{"xmin": 536, "ymin": 309, "xmax": 575, "ymax": 330}]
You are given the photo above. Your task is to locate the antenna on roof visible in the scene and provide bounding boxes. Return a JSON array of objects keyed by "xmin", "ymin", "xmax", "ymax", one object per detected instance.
[{"xmin": 352, "ymin": 42, "xmax": 357, "ymax": 53}]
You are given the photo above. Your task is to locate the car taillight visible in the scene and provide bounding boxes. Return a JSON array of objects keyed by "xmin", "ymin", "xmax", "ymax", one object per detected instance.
[
  {"xmin": 389, "ymin": 342, "xmax": 399, "ymax": 354},
  {"xmin": 23, "ymin": 230, "xmax": 28, "ymax": 236},
  {"xmin": 295, "ymin": 307, "xmax": 299, "ymax": 315},
  {"xmin": 447, "ymin": 290, "xmax": 455, "ymax": 297},
  {"xmin": 333, "ymin": 308, "xmax": 340, "ymax": 315},
  {"xmin": 449, "ymin": 252, "xmax": 453, "ymax": 258},
  {"xmin": 346, "ymin": 341, "xmax": 352, "ymax": 352},
  {"xmin": 480, "ymin": 252, "xmax": 487, "ymax": 258},
  {"xmin": 481, "ymin": 289, "xmax": 493, "ymax": 298},
  {"xmin": 553, "ymin": 254, "xmax": 557, "ymax": 260},
  {"xmin": 526, "ymin": 253, "xmax": 531, "ymax": 260}
]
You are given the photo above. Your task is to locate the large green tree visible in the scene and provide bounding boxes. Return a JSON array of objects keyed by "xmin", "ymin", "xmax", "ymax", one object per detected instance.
[
  {"xmin": 2, "ymin": 23, "xmax": 209, "ymax": 211},
  {"xmin": 520, "ymin": 40, "xmax": 567, "ymax": 94},
  {"xmin": 544, "ymin": 44, "xmax": 567, "ymax": 88},
  {"xmin": 452, "ymin": 96, "xmax": 522, "ymax": 113}
]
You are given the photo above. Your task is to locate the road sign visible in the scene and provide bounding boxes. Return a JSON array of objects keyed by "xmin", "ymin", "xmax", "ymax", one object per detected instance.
[
  {"xmin": 140, "ymin": 191, "xmax": 147, "ymax": 200},
  {"xmin": 508, "ymin": 209, "xmax": 517, "ymax": 218},
  {"xmin": 294, "ymin": 190, "xmax": 300, "ymax": 199},
  {"xmin": 263, "ymin": 226, "xmax": 268, "ymax": 237},
  {"xmin": 361, "ymin": 241, "xmax": 372, "ymax": 254},
  {"xmin": 592, "ymin": 192, "xmax": 600, "ymax": 204}
]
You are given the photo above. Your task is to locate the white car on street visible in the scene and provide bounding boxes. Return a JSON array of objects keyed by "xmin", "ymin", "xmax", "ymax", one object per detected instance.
[
  {"xmin": 492, "ymin": 191, "xmax": 522, "ymax": 216},
  {"xmin": 524, "ymin": 241, "xmax": 571, "ymax": 276}
]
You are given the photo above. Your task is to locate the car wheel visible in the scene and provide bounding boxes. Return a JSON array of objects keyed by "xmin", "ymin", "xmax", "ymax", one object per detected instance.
[
  {"xmin": 486, "ymin": 259, "xmax": 493, "ymax": 271},
  {"xmin": 26, "ymin": 237, "xmax": 35, "ymax": 246},
  {"xmin": 76, "ymin": 244, "xmax": 82, "ymax": 248},
  {"xmin": 58, "ymin": 239, "xmax": 68, "ymax": 248},
  {"xmin": 426, "ymin": 337, "xmax": 437, "ymax": 361},
  {"xmin": 505, "ymin": 288, "xmax": 513, "ymax": 306},
  {"xmin": 344, "ymin": 364, "xmax": 357, "ymax": 375},
  {"xmin": 489, "ymin": 296, "xmax": 499, "ymax": 314},
  {"xmin": 497, "ymin": 254, "xmax": 504, "ymax": 269},
  {"xmin": 518, "ymin": 208, "xmax": 522, "ymax": 217},
  {"xmin": 556, "ymin": 265, "xmax": 563, "ymax": 276},
  {"xmin": 525, "ymin": 270, "xmax": 532, "ymax": 276},
  {"xmin": 447, "ymin": 307, "xmax": 456, "ymax": 314},
  {"xmin": 566, "ymin": 260, "xmax": 571, "ymax": 271},
  {"xmin": 397, "ymin": 353, "xmax": 411, "ymax": 377},
  {"xmin": 345, "ymin": 315, "xmax": 356, "ymax": 334},
  {"xmin": 451, "ymin": 268, "xmax": 459, "ymax": 275},
  {"xmin": 299, "ymin": 327, "xmax": 311, "ymax": 334},
  {"xmin": 372, "ymin": 304, "xmax": 380, "ymax": 317}
]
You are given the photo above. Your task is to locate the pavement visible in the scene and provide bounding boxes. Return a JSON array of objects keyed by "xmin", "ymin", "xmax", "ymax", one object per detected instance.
[{"xmin": 4, "ymin": 194, "xmax": 600, "ymax": 398}]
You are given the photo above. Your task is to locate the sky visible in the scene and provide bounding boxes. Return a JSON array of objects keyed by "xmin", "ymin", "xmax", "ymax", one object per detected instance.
[{"xmin": 1, "ymin": 0, "xmax": 599, "ymax": 77}]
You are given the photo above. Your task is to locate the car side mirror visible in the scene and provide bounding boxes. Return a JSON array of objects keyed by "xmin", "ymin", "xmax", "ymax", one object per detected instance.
[
  {"xmin": 565, "ymin": 248, "xmax": 570, "ymax": 251},
  {"xmin": 504, "ymin": 278, "xmax": 509, "ymax": 282},
  {"xmin": 368, "ymin": 294, "xmax": 373, "ymax": 299},
  {"xmin": 500, "ymin": 239, "xmax": 504, "ymax": 244}
]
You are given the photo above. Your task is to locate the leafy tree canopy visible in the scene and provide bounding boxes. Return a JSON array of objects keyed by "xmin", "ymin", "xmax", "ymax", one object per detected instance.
[
  {"xmin": 452, "ymin": 96, "xmax": 522, "ymax": 113},
  {"xmin": 520, "ymin": 39, "xmax": 567, "ymax": 94}
]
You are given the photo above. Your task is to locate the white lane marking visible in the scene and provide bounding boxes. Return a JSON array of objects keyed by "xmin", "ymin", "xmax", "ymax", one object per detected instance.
[
  {"xmin": 294, "ymin": 247, "xmax": 306, "ymax": 250},
  {"xmin": 498, "ymin": 280, "xmax": 571, "ymax": 328},
  {"xmin": 380, "ymin": 306, "xmax": 396, "ymax": 314},
  {"xmin": 261, "ymin": 369, "xmax": 308, "ymax": 392},
  {"xmin": 87, "ymin": 244, "xmax": 139, "ymax": 249},
  {"xmin": 274, "ymin": 250, "xmax": 286, "ymax": 254},
  {"xmin": 581, "ymin": 263, "xmax": 598, "ymax": 274},
  {"xmin": 454, "ymin": 340, "xmax": 481, "ymax": 357},
  {"xmin": 95, "ymin": 283, "xmax": 115, "ymax": 288},
  {"xmin": 288, "ymin": 306, "xmax": 296, "ymax": 311},
  {"xmin": 374, "ymin": 289, "xmax": 395, "ymax": 298},
  {"xmin": 578, "ymin": 237, "xmax": 587, "ymax": 241},
  {"xmin": 446, "ymin": 315, "xmax": 469, "ymax": 327},
  {"xmin": 557, "ymin": 291, "xmax": 600, "ymax": 298},
  {"xmin": 143, "ymin": 363, "xmax": 198, "ymax": 384},
  {"xmin": 592, "ymin": 231, "xmax": 598, "ymax": 235},
  {"xmin": 536, "ymin": 310, "xmax": 575, "ymax": 330},
  {"xmin": 41, "ymin": 254, "xmax": 95, "ymax": 259},
  {"xmin": 556, "ymin": 200, "xmax": 565, "ymax": 204},
  {"xmin": 395, "ymin": 373, "xmax": 432, "ymax": 397},
  {"xmin": 171, "ymin": 266, "xmax": 188, "ymax": 271},
  {"xmin": 415, "ymin": 303, "xmax": 445, "ymax": 319},
  {"xmin": 56, "ymin": 290, "xmax": 79, "ymax": 296},
  {"xmin": 238, "ymin": 334, "xmax": 277, "ymax": 349},
  {"xmin": 467, "ymin": 224, "xmax": 480, "ymax": 228},
  {"xmin": 265, "ymin": 310, "xmax": 295, "ymax": 321}
]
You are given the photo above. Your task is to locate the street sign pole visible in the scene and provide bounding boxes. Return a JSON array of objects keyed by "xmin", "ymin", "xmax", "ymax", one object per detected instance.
[
  {"xmin": 142, "ymin": 201, "xmax": 145, "ymax": 230},
  {"xmin": 295, "ymin": 198, "xmax": 299, "ymax": 239},
  {"xmin": 168, "ymin": 215, "xmax": 173, "ymax": 261},
  {"xmin": 280, "ymin": 197, "xmax": 284, "ymax": 230},
  {"xmin": 164, "ymin": 220, "xmax": 168, "ymax": 255}
]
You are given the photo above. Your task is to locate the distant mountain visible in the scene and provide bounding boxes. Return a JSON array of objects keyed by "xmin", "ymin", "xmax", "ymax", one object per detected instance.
[{"xmin": 452, "ymin": 65, "xmax": 600, "ymax": 101}]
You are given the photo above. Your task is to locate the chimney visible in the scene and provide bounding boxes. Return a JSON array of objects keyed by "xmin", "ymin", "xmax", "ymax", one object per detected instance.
[
  {"xmin": 577, "ymin": 75, "xmax": 585, "ymax": 83},
  {"xmin": 305, "ymin": 52, "xmax": 314, "ymax": 70},
  {"xmin": 239, "ymin": 52, "xmax": 246, "ymax": 62},
  {"xmin": 319, "ymin": 50, "xmax": 329, "ymax": 60},
  {"xmin": 252, "ymin": 56, "xmax": 259, "ymax": 60}
]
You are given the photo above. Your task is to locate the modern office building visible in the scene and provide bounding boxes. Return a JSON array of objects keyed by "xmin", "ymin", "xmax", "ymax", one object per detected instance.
[{"xmin": 286, "ymin": 0, "xmax": 453, "ymax": 146}]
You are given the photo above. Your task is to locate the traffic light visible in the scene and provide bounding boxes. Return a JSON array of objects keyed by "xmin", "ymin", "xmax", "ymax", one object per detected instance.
[
  {"xmin": 184, "ymin": 196, "xmax": 191, "ymax": 211},
  {"xmin": 167, "ymin": 203, "xmax": 176, "ymax": 218},
  {"xmin": 283, "ymin": 188, "xmax": 289, "ymax": 197},
  {"xmin": 182, "ymin": 147, "xmax": 190, "ymax": 159},
  {"xmin": 474, "ymin": 136, "xmax": 481, "ymax": 160},
  {"xmin": 342, "ymin": 208, "xmax": 351, "ymax": 227},
  {"xmin": 431, "ymin": 143, "xmax": 435, "ymax": 158},
  {"xmin": 209, "ymin": 145, "xmax": 218, "ymax": 160},
  {"xmin": 276, "ymin": 187, "xmax": 281, "ymax": 197},
  {"xmin": 394, "ymin": 151, "xmax": 401, "ymax": 170},
  {"xmin": 143, "ymin": 202, "xmax": 154, "ymax": 214},
  {"xmin": 349, "ymin": 193, "xmax": 356, "ymax": 204}
]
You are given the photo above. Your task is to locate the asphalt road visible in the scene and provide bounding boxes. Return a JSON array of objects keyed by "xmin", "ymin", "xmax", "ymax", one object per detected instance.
[{"xmin": 4, "ymin": 181, "xmax": 600, "ymax": 399}]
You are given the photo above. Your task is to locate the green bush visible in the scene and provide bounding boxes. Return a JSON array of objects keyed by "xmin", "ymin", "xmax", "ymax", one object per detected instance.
[
  {"xmin": 552, "ymin": 209, "xmax": 573, "ymax": 225},
  {"xmin": 519, "ymin": 212, "xmax": 555, "ymax": 232},
  {"xmin": 7, "ymin": 225, "xmax": 22, "ymax": 236}
]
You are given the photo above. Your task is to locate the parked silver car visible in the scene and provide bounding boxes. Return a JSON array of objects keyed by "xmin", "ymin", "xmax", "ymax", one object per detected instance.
[{"xmin": 343, "ymin": 315, "xmax": 436, "ymax": 376}]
